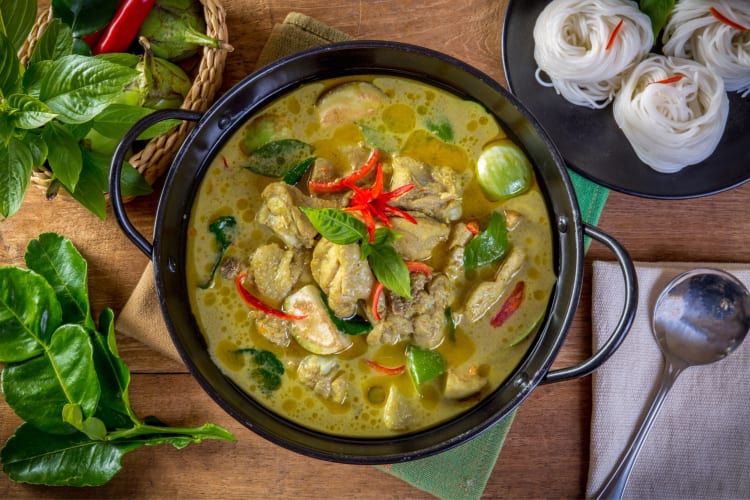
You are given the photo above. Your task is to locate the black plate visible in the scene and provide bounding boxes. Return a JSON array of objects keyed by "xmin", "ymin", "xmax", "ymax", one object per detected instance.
[{"xmin": 502, "ymin": 0, "xmax": 750, "ymax": 199}]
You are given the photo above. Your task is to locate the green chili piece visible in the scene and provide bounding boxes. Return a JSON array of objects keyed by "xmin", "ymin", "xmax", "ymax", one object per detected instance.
[{"xmin": 406, "ymin": 345, "xmax": 446, "ymax": 386}]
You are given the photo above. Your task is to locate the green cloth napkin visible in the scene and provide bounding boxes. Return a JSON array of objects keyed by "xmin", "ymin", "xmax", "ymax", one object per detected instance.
[{"xmin": 255, "ymin": 13, "xmax": 609, "ymax": 499}]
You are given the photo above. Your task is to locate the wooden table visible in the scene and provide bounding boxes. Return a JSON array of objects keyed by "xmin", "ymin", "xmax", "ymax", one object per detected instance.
[{"xmin": 2, "ymin": 1, "xmax": 749, "ymax": 497}]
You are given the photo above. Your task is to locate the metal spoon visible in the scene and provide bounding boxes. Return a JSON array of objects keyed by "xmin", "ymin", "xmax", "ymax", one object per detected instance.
[{"xmin": 597, "ymin": 268, "xmax": 750, "ymax": 500}]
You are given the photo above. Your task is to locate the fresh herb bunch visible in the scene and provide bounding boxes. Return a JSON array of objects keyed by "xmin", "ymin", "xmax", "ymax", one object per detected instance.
[
  {"xmin": 0, "ymin": 0, "xmax": 179, "ymax": 219},
  {"xmin": 0, "ymin": 233, "xmax": 235, "ymax": 486}
]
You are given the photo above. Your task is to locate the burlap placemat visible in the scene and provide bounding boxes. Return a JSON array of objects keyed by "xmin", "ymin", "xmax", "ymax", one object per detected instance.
[{"xmin": 117, "ymin": 12, "xmax": 611, "ymax": 498}]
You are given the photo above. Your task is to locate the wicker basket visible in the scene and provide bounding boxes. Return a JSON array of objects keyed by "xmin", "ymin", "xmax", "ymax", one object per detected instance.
[{"xmin": 19, "ymin": 0, "xmax": 230, "ymax": 201}]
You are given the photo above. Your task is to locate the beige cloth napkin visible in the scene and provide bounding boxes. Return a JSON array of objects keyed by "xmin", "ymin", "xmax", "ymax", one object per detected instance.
[{"xmin": 587, "ymin": 261, "xmax": 750, "ymax": 499}]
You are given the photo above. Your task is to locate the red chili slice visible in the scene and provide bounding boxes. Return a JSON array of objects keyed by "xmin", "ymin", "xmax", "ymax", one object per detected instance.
[
  {"xmin": 405, "ymin": 261, "xmax": 433, "ymax": 277},
  {"xmin": 235, "ymin": 272, "xmax": 306, "ymax": 320},
  {"xmin": 606, "ymin": 19, "xmax": 624, "ymax": 51},
  {"xmin": 651, "ymin": 75, "xmax": 684, "ymax": 85},
  {"xmin": 308, "ymin": 148, "xmax": 379, "ymax": 194},
  {"xmin": 710, "ymin": 6, "xmax": 748, "ymax": 32},
  {"xmin": 364, "ymin": 359, "xmax": 406, "ymax": 376},
  {"xmin": 371, "ymin": 282, "xmax": 385, "ymax": 321},
  {"xmin": 490, "ymin": 281, "xmax": 525, "ymax": 328}
]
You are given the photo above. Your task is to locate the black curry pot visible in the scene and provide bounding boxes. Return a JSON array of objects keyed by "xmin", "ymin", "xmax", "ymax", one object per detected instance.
[{"xmin": 110, "ymin": 41, "xmax": 637, "ymax": 464}]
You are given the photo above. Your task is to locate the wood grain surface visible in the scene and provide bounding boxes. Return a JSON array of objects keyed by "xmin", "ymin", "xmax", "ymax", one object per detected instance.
[{"xmin": 2, "ymin": 1, "xmax": 749, "ymax": 498}]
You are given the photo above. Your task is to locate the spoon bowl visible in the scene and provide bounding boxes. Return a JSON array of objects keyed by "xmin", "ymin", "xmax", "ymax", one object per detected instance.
[{"xmin": 597, "ymin": 268, "xmax": 750, "ymax": 499}]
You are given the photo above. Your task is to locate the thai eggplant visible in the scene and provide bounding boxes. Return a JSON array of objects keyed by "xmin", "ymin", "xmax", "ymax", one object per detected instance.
[
  {"xmin": 137, "ymin": 0, "xmax": 232, "ymax": 61},
  {"xmin": 134, "ymin": 37, "xmax": 192, "ymax": 110}
]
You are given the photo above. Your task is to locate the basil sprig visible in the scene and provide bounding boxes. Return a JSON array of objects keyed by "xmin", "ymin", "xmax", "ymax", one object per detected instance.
[
  {"xmin": 301, "ymin": 207, "xmax": 412, "ymax": 299},
  {"xmin": 0, "ymin": 233, "xmax": 235, "ymax": 486}
]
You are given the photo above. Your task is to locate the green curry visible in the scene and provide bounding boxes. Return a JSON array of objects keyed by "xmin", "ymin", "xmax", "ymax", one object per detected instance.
[{"xmin": 186, "ymin": 75, "xmax": 556, "ymax": 436}]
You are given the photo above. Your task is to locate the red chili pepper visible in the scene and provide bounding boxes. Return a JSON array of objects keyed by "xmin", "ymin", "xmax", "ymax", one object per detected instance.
[
  {"xmin": 308, "ymin": 148, "xmax": 380, "ymax": 194},
  {"xmin": 364, "ymin": 359, "xmax": 406, "ymax": 376},
  {"xmin": 490, "ymin": 281, "xmax": 525, "ymax": 328},
  {"xmin": 465, "ymin": 220, "xmax": 480, "ymax": 236},
  {"xmin": 93, "ymin": 0, "xmax": 156, "ymax": 55},
  {"xmin": 710, "ymin": 6, "xmax": 748, "ymax": 32},
  {"xmin": 606, "ymin": 19, "xmax": 624, "ymax": 51},
  {"xmin": 651, "ymin": 75, "xmax": 684, "ymax": 85},
  {"xmin": 371, "ymin": 282, "xmax": 384, "ymax": 321},
  {"xmin": 235, "ymin": 272, "xmax": 306, "ymax": 320},
  {"xmin": 405, "ymin": 261, "xmax": 432, "ymax": 277}
]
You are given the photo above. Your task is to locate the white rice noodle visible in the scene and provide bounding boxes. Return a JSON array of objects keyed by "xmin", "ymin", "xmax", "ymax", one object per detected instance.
[
  {"xmin": 662, "ymin": 0, "xmax": 750, "ymax": 98},
  {"xmin": 533, "ymin": 0, "xmax": 653, "ymax": 109},
  {"xmin": 613, "ymin": 55, "xmax": 729, "ymax": 173}
]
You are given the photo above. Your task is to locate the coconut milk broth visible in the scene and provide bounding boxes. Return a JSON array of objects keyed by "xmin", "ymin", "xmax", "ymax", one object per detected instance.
[{"xmin": 186, "ymin": 75, "xmax": 555, "ymax": 436}]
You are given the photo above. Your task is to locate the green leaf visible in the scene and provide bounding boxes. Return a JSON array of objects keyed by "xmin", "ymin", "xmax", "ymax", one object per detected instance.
[
  {"xmin": 366, "ymin": 241, "xmax": 411, "ymax": 299},
  {"xmin": 300, "ymin": 207, "xmax": 369, "ymax": 245},
  {"xmin": 282, "ymin": 156, "xmax": 315, "ymax": 185},
  {"xmin": 425, "ymin": 117, "xmax": 454, "ymax": 142},
  {"xmin": 24, "ymin": 130, "xmax": 48, "ymax": 166},
  {"xmin": 64, "ymin": 148, "xmax": 106, "ymax": 219},
  {"xmin": 92, "ymin": 104, "xmax": 179, "ymax": 140},
  {"xmin": 2, "ymin": 323, "xmax": 100, "ymax": 434},
  {"xmin": 0, "ymin": 267, "xmax": 62, "ymax": 362},
  {"xmin": 51, "ymin": 0, "xmax": 118, "ymax": 37},
  {"xmin": 0, "ymin": 31, "xmax": 21, "ymax": 97},
  {"xmin": 0, "ymin": 0, "xmax": 36, "ymax": 53},
  {"xmin": 0, "ymin": 135, "xmax": 34, "ymax": 218},
  {"xmin": 7, "ymin": 94, "xmax": 58, "ymax": 129},
  {"xmin": 639, "ymin": 0, "xmax": 676, "ymax": 41},
  {"xmin": 320, "ymin": 292, "xmax": 372, "ymax": 336},
  {"xmin": 464, "ymin": 211, "xmax": 509, "ymax": 272},
  {"xmin": 22, "ymin": 59, "xmax": 53, "ymax": 98},
  {"xmin": 90, "ymin": 308, "xmax": 136, "ymax": 429},
  {"xmin": 94, "ymin": 52, "xmax": 141, "ymax": 68},
  {"xmin": 0, "ymin": 422, "xmax": 143, "ymax": 486},
  {"xmin": 199, "ymin": 215, "xmax": 237, "ymax": 289},
  {"xmin": 238, "ymin": 348, "xmax": 284, "ymax": 395},
  {"xmin": 42, "ymin": 120, "xmax": 83, "ymax": 191},
  {"xmin": 240, "ymin": 139, "xmax": 314, "ymax": 178},
  {"xmin": 359, "ymin": 124, "xmax": 401, "ymax": 153},
  {"xmin": 25, "ymin": 232, "xmax": 94, "ymax": 329},
  {"xmin": 39, "ymin": 54, "xmax": 139, "ymax": 124},
  {"xmin": 29, "ymin": 18, "xmax": 73, "ymax": 65}
]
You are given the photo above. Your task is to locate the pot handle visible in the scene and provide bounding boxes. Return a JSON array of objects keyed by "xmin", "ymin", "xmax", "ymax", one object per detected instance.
[
  {"xmin": 109, "ymin": 109, "xmax": 203, "ymax": 258},
  {"xmin": 541, "ymin": 223, "xmax": 638, "ymax": 384}
]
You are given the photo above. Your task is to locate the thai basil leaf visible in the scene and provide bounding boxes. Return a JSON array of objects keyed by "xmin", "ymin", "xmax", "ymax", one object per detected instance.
[
  {"xmin": 92, "ymin": 104, "xmax": 180, "ymax": 140},
  {"xmin": 7, "ymin": 94, "xmax": 58, "ymax": 129},
  {"xmin": 639, "ymin": 0, "xmax": 676, "ymax": 42},
  {"xmin": 0, "ymin": 422, "xmax": 144, "ymax": 486},
  {"xmin": 29, "ymin": 18, "xmax": 73, "ymax": 65},
  {"xmin": 0, "ymin": 31, "xmax": 22, "ymax": 97},
  {"xmin": 22, "ymin": 60, "xmax": 53, "ymax": 98},
  {"xmin": 425, "ymin": 116, "xmax": 454, "ymax": 143},
  {"xmin": 321, "ymin": 292, "xmax": 372, "ymax": 336},
  {"xmin": 0, "ymin": 267, "xmax": 62, "ymax": 362},
  {"xmin": 241, "ymin": 139, "xmax": 314, "ymax": 178},
  {"xmin": 90, "ymin": 307, "xmax": 137, "ymax": 429},
  {"xmin": 366, "ymin": 239, "xmax": 411, "ymax": 299},
  {"xmin": 94, "ymin": 52, "xmax": 141, "ymax": 68},
  {"xmin": 38, "ymin": 54, "xmax": 139, "ymax": 124},
  {"xmin": 42, "ymin": 120, "xmax": 82, "ymax": 191},
  {"xmin": 464, "ymin": 211, "xmax": 509, "ymax": 272},
  {"xmin": 301, "ymin": 207, "xmax": 369, "ymax": 245},
  {"xmin": 0, "ymin": 0, "xmax": 36, "ymax": 53},
  {"xmin": 24, "ymin": 130, "xmax": 48, "ymax": 166},
  {"xmin": 0, "ymin": 135, "xmax": 34, "ymax": 218},
  {"xmin": 238, "ymin": 348, "xmax": 284, "ymax": 395},
  {"xmin": 282, "ymin": 156, "xmax": 315, "ymax": 185},
  {"xmin": 359, "ymin": 124, "xmax": 401, "ymax": 153},
  {"xmin": 25, "ymin": 232, "xmax": 94, "ymax": 330},
  {"xmin": 199, "ymin": 215, "xmax": 237, "ymax": 289},
  {"xmin": 51, "ymin": 0, "xmax": 118, "ymax": 37},
  {"xmin": 1, "ymin": 323, "xmax": 100, "ymax": 434}
]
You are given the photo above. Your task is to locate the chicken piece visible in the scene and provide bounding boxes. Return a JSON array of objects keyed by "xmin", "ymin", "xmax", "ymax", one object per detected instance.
[
  {"xmin": 444, "ymin": 367, "xmax": 488, "ymax": 399},
  {"xmin": 389, "ymin": 155, "xmax": 466, "ymax": 223},
  {"xmin": 249, "ymin": 243, "xmax": 304, "ymax": 303},
  {"xmin": 463, "ymin": 248, "xmax": 526, "ymax": 323},
  {"xmin": 367, "ymin": 273, "xmax": 452, "ymax": 350},
  {"xmin": 443, "ymin": 223, "xmax": 474, "ymax": 284},
  {"xmin": 297, "ymin": 355, "xmax": 348, "ymax": 404},
  {"xmin": 256, "ymin": 183, "xmax": 320, "ymax": 249},
  {"xmin": 317, "ymin": 81, "xmax": 387, "ymax": 127},
  {"xmin": 252, "ymin": 312, "xmax": 291, "ymax": 347},
  {"xmin": 383, "ymin": 387, "xmax": 415, "ymax": 431},
  {"xmin": 311, "ymin": 239, "xmax": 374, "ymax": 318},
  {"xmin": 390, "ymin": 214, "xmax": 449, "ymax": 261}
]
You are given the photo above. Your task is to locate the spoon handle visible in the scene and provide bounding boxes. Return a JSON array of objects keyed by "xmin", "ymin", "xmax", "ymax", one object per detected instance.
[{"xmin": 596, "ymin": 363, "xmax": 683, "ymax": 500}]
